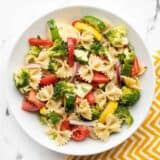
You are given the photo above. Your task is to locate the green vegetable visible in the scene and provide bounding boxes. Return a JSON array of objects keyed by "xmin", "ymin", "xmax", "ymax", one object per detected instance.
[
  {"xmin": 90, "ymin": 41, "xmax": 108, "ymax": 57},
  {"xmin": 47, "ymin": 39, "xmax": 67, "ymax": 57},
  {"xmin": 98, "ymin": 83, "xmax": 106, "ymax": 90},
  {"xmin": 14, "ymin": 68, "xmax": 30, "ymax": 89},
  {"xmin": 47, "ymin": 19, "xmax": 61, "ymax": 40},
  {"xmin": 116, "ymin": 53, "xmax": 126, "ymax": 64},
  {"xmin": 81, "ymin": 16, "xmax": 106, "ymax": 31},
  {"xmin": 54, "ymin": 81, "xmax": 74, "ymax": 99},
  {"xmin": 48, "ymin": 60, "xmax": 58, "ymax": 73},
  {"xmin": 121, "ymin": 63, "xmax": 132, "ymax": 76},
  {"xmin": 124, "ymin": 49, "xmax": 135, "ymax": 64},
  {"xmin": 74, "ymin": 49, "xmax": 88, "ymax": 63},
  {"xmin": 64, "ymin": 92, "xmax": 76, "ymax": 112},
  {"xmin": 27, "ymin": 46, "xmax": 41, "ymax": 57},
  {"xmin": 120, "ymin": 86, "xmax": 140, "ymax": 106},
  {"xmin": 48, "ymin": 112, "xmax": 61, "ymax": 124},
  {"xmin": 117, "ymin": 50, "xmax": 135, "ymax": 64},
  {"xmin": 115, "ymin": 106, "xmax": 133, "ymax": 126},
  {"xmin": 91, "ymin": 105, "xmax": 104, "ymax": 120},
  {"xmin": 105, "ymin": 25, "xmax": 128, "ymax": 47},
  {"xmin": 74, "ymin": 83, "xmax": 92, "ymax": 98}
]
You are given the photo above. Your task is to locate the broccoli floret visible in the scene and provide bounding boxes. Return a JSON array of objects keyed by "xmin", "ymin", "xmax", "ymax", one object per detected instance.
[
  {"xmin": 105, "ymin": 25, "xmax": 128, "ymax": 47},
  {"xmin": 124, "ymin": 49, "xmax": 135, "ymax": 64},
  {"xmin": 115, "ymin": 106, "xmax": 133, "ymax": 126},
  {"xmin": 117, "ymin": 53, "xmax": 126, "ymax": 63},
  {"xmin": 27, "ymin": 46, "xmax": 41, "ymax": 57},
  {"xmin": 121, "ymin": 63, "xmax": 132, "ymax": 76},
  {"xmin": 47, "ymin": 39, "xmax": 67, "ymax": 57},
  {"xmin": 91, "ymin": 105, "xmax": 104, "ymax": 120},
  {"xmin": 53, "ymin": 81, "xmax": 74, "ymax": 99},
  {"xmin": 90, "ymin": 41, "xmax": 108, "ymax": 57},
  {"xmin": 120, "ymin": 86, "xmax": 140, "ymax": 106},
  {"xmin": 117, "ymin": 50, "xmax": 135, "ymax": 65},
  {"xmin": 48, "ymin": 60, "xmax": 58, "ymax": 73},
  {"xmin": 14, "ymin": 68, "xmax": 30, "ymax": 89},
  {"xmin": 48, "ymin": 112, "xmax": 61, "ymax": 124}
]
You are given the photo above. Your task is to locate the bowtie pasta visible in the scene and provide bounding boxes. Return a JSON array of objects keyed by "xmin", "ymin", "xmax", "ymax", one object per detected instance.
[{"xmin": 14, "ymin": 15, "xmax": 146, "ymax": 146}]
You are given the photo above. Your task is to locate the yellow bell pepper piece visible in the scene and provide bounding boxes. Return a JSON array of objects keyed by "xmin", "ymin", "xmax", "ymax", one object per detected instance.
[
  {"xmin": 99, "ymin": 101, "xmax": 118, "ymax": 123},
  {"xmin": 40, "ymin": 107, "xmax": 47, "ymax": 115},
  {"xmin": 74, "ymin": 22, "xmax": 103, "ymax": 41}
]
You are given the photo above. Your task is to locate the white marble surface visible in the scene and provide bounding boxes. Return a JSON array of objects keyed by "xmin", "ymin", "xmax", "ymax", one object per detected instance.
[{"xmin": 0, "ymin": 0, "xmax": 160, "ymax": 159}]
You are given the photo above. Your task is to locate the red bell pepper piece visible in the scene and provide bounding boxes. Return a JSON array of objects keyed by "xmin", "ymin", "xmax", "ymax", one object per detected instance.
[
  {"xmin": 67, "ymin": 37, "xmax": 77, "ymax": 67},
  {"xmin": 92, "ymin": 71, "xmax": 109, "ymax": 83},
  {"xmin": 131, "ymin": 57, "xmax": 140, "ymax": 77},
  {"xmin": 85, "ymin": 91, "xmax": 96, "ymax": 105},
  {"xmin": 40, "ymin": 74, "xmax": 58, "ymax": 87},
  {"xmin": 28, "ymin": 38, "xmax": 53, "ymax": 47}
]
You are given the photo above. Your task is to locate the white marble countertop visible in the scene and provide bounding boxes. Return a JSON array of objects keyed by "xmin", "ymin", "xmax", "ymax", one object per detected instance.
[{"xmin": 0, "ymin": 0, "xmax": 160, "ymax": 159}]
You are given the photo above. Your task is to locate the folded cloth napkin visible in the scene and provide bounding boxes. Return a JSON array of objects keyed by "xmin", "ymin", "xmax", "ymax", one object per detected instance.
[{"xmin": 66, "ymin": 51, "xmax": 160, "ymax": 160}]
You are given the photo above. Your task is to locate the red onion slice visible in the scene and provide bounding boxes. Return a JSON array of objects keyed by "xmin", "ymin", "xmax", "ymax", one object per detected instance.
[
  {"xmin": 73, "ymin": 62, "xmax": 80, "ymax": 77},
  {"xmin": 70, "ymin": 120, "xmax": 96, "ymax": 127},
  {"xmin": 25, "ymin": 63, "xmax": 41, "ymax": 69},
  {"xmin": 116, "ymin": 61, "xmax": 121, "ymax": 87}
]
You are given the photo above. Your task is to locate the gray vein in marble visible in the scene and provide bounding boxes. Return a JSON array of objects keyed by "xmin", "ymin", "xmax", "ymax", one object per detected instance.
[
  {"xmin": 147, "ymin": 0, "xmax": 160, "ymax": 32},
  {"xmin": 5, "ymin": 107, "xmax": 10, "ymax": 116},
  {"xmin": 16, "ymin": 153, "xmax": 23, "ymax": 160}
]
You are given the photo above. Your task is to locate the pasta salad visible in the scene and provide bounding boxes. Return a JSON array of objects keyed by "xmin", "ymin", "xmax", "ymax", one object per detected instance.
[{"xmin": 14, "ymin": 16, "xmax": 147, "ymax": 145}]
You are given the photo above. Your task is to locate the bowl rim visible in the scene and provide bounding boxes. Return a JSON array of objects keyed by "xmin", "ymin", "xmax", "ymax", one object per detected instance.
[{"xmin": 6, "ymin": 5, "xmax": 155, "ymax": 156}]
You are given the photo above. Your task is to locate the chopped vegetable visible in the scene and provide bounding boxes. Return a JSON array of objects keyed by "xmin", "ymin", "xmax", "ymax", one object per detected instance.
[
  {"xmin": 92, "ymin": 71, "xmax": 109, "ymax": 83},
  {"xmin": 67, "ymin": 37, "xmax": 77, "ymax": 67},
  {"xmin": 22, "ymin": 100, "xmax": 40, "ymax": 112},
  {"xmin": 48, "ymin": 112, "xmax": 61, "ymax": 124},
  {"xmin": 26, "ymin": 90, "xmax": 45, "ymax": 109},
  {"xmin": 121, "ymin": 63, "xmax": 132, "ymax": 76},
  {"xmin": 91, "ymin": 105, "xmax": 104, "ymax": 120},
  {"xmin": 105, "ymin": 25, "xmax": 127, "ymax": 47},
  {"xmin": 81, "ymin": 16, "xmax": 106, "ymax": 31},
  {"xmin": 64, "ymin": 92, "xmax": 76, "ymax": 112},
  {"xmin": 47, "ymin": 39, "xmax": 67, "ymax": 57},
  {"xmin": 48, "ymin": 60, "xmax": 58, "ymax": 73},
  {"xmin": 115, "ymin": 106, "xmax": 133, "ymax": 126},
  {"xmin": 40, "ymin": 74, "xmax": 58, "ymax": 87},
  {"xmin": 47, "ymin": 19, "xmax": 61, "ymax": 40},
  {"xmin": 116, "ymin": 61, "xmax": 121, "ymax": 87},
  {"xmin": 54, "ymin": 81, "xmax": 74, "ymax": 99},
  {"xmin": 14, "ymin": 68, "xmax": 30, "ymax": 89},
  {"xmin": 90, "ymin": 41, "xmax": 107, "ymax": 57},
  {"xmin": 73, "ymin": 21, "xmax": 103, "ymax": 41},
  {"xmin": 73, "ymin": 62, "xmax": 80, "ymax": 78},
  {"xmin": 99, "ymin": 101, "xmax": 118, "ymax": 123},
  {"xmin": 85, "ymin": 91, "xmax": 96, "ymax": 105},
  {"xmin": 71, "ymin": 126, "xmax": 89, "ymax": 141},
  {"xmin": 27, "ymin": 46, "xmax": 41, "ymax": 57},
  {"xmin": 74, "ymin": 49, "xmax": 89, "ymax": 63},
  {"xmin": 116, "ymin": 53, "xmax": 126, "ymax": 64},
  {"xmin": 74, "ymin": 83, "xmax": 92, "ymax": 98},
  {"xmin": 28, "ymin": 38, "xmax": 53, "ymax": 47},
  {"xmin": 120, "ymin": 86, "xmax": 140, "ymax": 106},
  {"xmin": 40, "ymin": 106, "xmax": 47, "ymax": 115},
  {"xmin": 60, "ymin": 119, "xmax": 74, "ymax": 131},
  {"xmin": 124, "ymin": 49, "xmax": 135, "ymax": 64},
  {"xmin": 131, "ymin": 57, "xmax": 140, "ymax": 77}
]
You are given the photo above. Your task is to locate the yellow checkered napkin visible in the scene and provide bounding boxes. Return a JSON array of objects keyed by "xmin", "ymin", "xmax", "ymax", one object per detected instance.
[{"xmin": 66, "ymin": 51, "xmax": 160, "ymax": 160}]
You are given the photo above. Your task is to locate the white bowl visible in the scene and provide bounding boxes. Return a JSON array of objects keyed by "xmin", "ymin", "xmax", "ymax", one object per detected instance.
[{"xmin": 6, "ymin": 6, "xmax": 155, "ymax": 156}]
